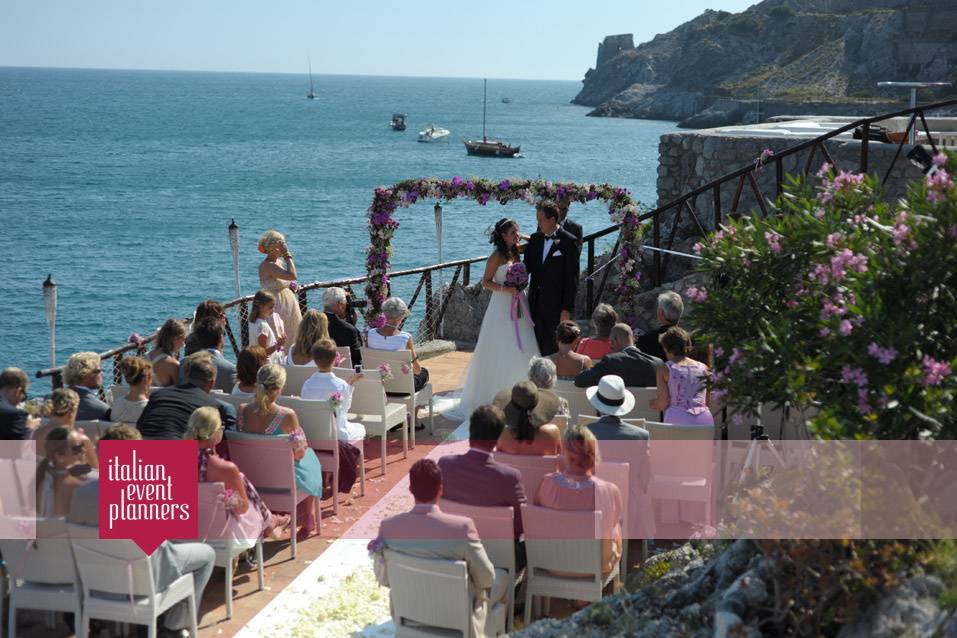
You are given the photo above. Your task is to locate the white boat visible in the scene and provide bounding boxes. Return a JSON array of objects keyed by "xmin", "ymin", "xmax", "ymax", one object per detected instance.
[{"xmin": 418, "ymin": 124, "xmax": 450, "ymax": 143}]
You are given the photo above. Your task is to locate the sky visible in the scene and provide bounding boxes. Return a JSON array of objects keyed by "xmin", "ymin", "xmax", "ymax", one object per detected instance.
[{"xmin": 0, "ymin": 1, "xmax": 757, "ymax": 80}]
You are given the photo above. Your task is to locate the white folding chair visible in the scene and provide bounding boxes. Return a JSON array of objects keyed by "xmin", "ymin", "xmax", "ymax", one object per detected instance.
[
  {"xmin": 210, "ymin": 392, "xmax": 249, "ymax": 415},
  {"xmin": 332, "ymin": 367, "xmax": 408, "ymax": 476},
  {"xmin": 361, "ymin": 347, "xmax": 435, "ymax": 446},
  {"xmin": 74, "ymin": 420, "xmax": 117, "ymax": 441},
  {"xmin": 225, "ymin": 430, "xmax": 317, "ymax": 559},
  {"xmin": 439, "ymin": 500, "xmax": 522, "ymax": 632},
  {"xmin": 490, "ymin": 453, "xmax": 559, "ymax": 501},
  {"xmin": 109, "ymin": 385, "xmax": 129, "ymax": 404},
  {"xmin": 68, "ymin": 526, "xmax": 198, "ymax": 638},
  {"xmin": 1, "ymin": 518, "xmax": 80, "ymax": 638},
  {"xmin": 645, "ymin": 420, "xmax": 717, "ymax": 528},
  {"xmin": 520, "ymin": 505, "xmax": 619, "ymax": 625},
  {"xmin": 194, "ymin": 482, "xmax": 264, "ymax": 620},
  {"xmin": 383, "ymin": 549, "xmax": 505, "ymax": 637},
  {"xmin": 552, "ymin": 380, "xmax": 595, "ymax": 427},
  {"xmin": 281, "ymin": 364, "xmax": 317, "ymax": 397},
  {"xmin": 276, "ymin": 396, "xmax": 366, "ymax": 514},
  {"xmin": 624, "ymin": 386, "xmax": 664, "ymax": 422},
  {"xmin": 595, "ymin": 461, "xmax": 631, "ymax": 572}
]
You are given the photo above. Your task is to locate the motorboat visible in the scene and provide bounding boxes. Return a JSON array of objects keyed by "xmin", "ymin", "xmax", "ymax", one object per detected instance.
[
  {"xmin": 464, "ymin": 79, "xmax": 520, "ymax": 158},
  {"xmin": 418, "ymin": 124, "xmax": 450, "ymax": 143},
  {"xmin": 501, "ymin": 97, "xmax": 512, "ymax": 104},
  {"xmin": 391, "ymin": 113, "xmax": 407, "ymax": 131}
]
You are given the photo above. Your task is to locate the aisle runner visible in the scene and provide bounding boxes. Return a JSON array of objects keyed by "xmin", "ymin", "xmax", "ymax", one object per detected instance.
[{"xmin": 236, "ymin": 423, "xmax": 470, "ymax": 638}]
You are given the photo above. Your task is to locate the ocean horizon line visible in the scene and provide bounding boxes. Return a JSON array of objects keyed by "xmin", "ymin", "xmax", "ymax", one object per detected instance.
[{"xmin": 0, "ymin": 64, "xmax": 582, "ymax": 84}]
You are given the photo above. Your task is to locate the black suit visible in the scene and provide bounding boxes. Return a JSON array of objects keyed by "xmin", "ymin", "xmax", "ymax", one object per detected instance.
[
  {"xmin": 0, "ymin": 401, "xmax": 29, "ymax": 440},
  {"xmin": 524, "ymin": 227, "xmax": 580, "ymax": 356},
  {"xmin": 136, "ymin": 383, "xmax": 237, "ymax": 440},
  {"xmin": 574, "ymin": 345, "xmax": 662, "ymax": 389},
  {"xmin": 634, "ymin": 324, "xmax": 674, "ymax": 362},
  {"xmin": 325, "ymin": 311, "xmax": 362, "ymax": 366},
  {"xmin": 561, "ymin": 218, "xmax": 583, "ymax": 256},
  {"xmin": 71, "ymin": 386, "xmax": 111, "ymax": 421}
]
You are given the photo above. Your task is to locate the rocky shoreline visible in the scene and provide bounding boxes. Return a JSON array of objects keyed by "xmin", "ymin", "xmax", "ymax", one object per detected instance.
[{"xmin": 575, "ymin": 0, "xmax": 957, "ymax": 128}]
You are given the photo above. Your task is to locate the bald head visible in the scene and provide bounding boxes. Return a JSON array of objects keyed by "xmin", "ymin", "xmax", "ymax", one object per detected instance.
[{"xmin": 609, "ymin": 323, "xmax": 634, "ymax": 352}]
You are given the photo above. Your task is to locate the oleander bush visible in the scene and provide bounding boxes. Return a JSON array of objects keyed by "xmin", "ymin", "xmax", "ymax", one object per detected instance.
[{"xmin": 688, "ymin": 151, "xmax": 957, "ymax": 440}]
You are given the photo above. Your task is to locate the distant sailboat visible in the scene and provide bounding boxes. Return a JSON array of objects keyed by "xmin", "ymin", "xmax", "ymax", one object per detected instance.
[
  {"xmin": 464, "ymin": 79, "xmax": 520, "ymax": 158},
  {"xmin": 306, "ymin": 57, "xmax": 317, "ymax": 100}
]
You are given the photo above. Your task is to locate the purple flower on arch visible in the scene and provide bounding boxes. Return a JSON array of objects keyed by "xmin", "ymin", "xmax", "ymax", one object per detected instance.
[
  {"xmin": 451, "ymin": 176, "xmax": 464, "ymax": 188},
  {"xmin": 478, "ymin": 192, "xmax": 491, "ymax": 206},
  {"xmin": 555, "ymin": 186, "xmax": 567, "ymax": 200},
  {"xmin": 586, "ymin": 188, "xmax": 599, "ymax": 201},
  {"xmin": 498, "ymin": 179, "xmax": 511, "ymax": 191},
  {"xmin": 466, "ymin": 180, "xmax": 476, "ymax": 192},
  {"xmin": 405, "ymin": 190, "xmax": 419, "ymax": 204}
]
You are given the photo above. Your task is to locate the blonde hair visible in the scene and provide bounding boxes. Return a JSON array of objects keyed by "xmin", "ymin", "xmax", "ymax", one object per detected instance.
[
  {"xmin": 258, "ymin": 230, "xmax": 285, "ymax": 254},
  {"xmin": 254, "ymin": 363, "xmax": 286, "ymax": 415},
  {"xmin": 563, "ymin": 425, "xmax": 599, "ymax": 473},
  {"xmin": 119, "ymin": 356, "xmax": 152, "ymax": 386},
  {"xmin": 64, "ymin": 352, "xmax": 101, "ymax": 386},
  {"xmin": 293, "ymin": 310, "xmax": 329, "ymax": 360},
  {"xmin": 49, "ymin": 388, "xmax": 80, "ymax": 417},
  {"xmin": 184, "ymin": 406, "xmax": 222, "ymax": 441},
  {"xmin": 156, "ymin": 318, "xmax": 187, "ymax": 355},
  {"xmin": 250, "ymin": 290, "xmax": 276, "ymax": 323}
]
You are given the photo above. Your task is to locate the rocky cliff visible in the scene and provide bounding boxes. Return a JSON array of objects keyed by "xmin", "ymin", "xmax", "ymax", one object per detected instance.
[{"xmin": 575, "ymin": 0, "xmax": 957, "ymax": 128}]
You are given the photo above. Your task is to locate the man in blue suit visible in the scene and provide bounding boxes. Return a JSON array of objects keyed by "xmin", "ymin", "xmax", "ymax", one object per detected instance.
[{"xmin": 63, "ymin": 352, "xmax": 111, "ymax": 421}]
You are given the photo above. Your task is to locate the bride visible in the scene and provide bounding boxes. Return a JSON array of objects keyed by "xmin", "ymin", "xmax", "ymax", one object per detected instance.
[{"xmin": 448, "ymin": 218, "xmax": 541, "ymax": 421}]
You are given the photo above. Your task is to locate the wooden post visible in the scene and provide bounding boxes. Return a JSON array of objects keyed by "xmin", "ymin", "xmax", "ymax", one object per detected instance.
[{"xmin": 463, "ymin": 262, "xmax": 471, "ymax": 287}]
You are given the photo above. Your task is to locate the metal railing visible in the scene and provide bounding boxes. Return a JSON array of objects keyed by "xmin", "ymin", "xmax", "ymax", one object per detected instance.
[{"xmin": 35, "ymin": 98, "xmax": 957, "ymax": 387}]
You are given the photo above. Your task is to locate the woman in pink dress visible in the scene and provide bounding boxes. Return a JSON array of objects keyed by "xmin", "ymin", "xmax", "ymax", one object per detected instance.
[
  {"xmin": 534, "ymin": 425, "xmax": 622, "ymax": 576},
  {"xmin": 649, "ymin": 326, "xmax": 713, "ymax": 425}
]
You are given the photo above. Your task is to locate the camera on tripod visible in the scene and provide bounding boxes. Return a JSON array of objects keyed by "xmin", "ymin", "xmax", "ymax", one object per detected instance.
[
  {"xmin": 344, "ymin": 291, "xmax": 368, "ymax": 326},
  {"xmin": 750, "ymin": 423, "xmax": 769, "ymax": 441}
]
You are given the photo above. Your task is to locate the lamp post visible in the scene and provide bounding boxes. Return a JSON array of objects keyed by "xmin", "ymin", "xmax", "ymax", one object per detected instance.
[
  {"xmin": 43, "ymin": 274, "xmax": 56, "ymax": 369},
  {"xmin": 228, "ymin": 218, "xmax": 241, "ymax": 302}
]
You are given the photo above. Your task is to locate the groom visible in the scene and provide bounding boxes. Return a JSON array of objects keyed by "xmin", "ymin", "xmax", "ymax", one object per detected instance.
[{"xmin": 524, "ymin": 201, "xmax": 580, "ymax": 356}]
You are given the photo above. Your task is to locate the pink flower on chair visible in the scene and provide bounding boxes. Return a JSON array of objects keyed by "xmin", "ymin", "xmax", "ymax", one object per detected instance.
[
  {"xmin": 328, "ymin": 391, "xmax": 343, "ymax": 410},
  {"xmin": 333, "ymin": 351, "xmax": 345, "ymax": 367},
  {"xmin": 378, "ymin": 363, "xmax": 394, "ymax": 381},
  {"xmin": 401, "ymin": 364, "xmax": 411, "ymax": 375},
  {"xmin": 217, "ymin": 488, "xmax": 244, "ymax": 512}
]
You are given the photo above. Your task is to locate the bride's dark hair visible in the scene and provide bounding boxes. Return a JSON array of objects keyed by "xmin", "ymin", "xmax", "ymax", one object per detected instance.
[{"xmin": 488, "ymin": 218, "xmax": 519, "ymax": 261}]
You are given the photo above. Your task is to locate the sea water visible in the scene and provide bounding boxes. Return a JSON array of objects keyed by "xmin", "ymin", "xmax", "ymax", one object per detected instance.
[{"xmin": 0, "ymin": 67, "xmax": 677, "ymax": 389}]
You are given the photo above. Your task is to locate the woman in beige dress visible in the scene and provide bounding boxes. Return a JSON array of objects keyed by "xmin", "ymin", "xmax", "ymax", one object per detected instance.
[{"xmin": 258, "ymin": 230, "xmax": 302, "ymax": 344}]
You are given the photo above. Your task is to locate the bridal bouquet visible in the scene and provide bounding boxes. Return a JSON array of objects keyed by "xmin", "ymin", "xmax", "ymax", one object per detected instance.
[{"xmin": 503, "ymin": 262, "xmax": 529, "ymax": 291}]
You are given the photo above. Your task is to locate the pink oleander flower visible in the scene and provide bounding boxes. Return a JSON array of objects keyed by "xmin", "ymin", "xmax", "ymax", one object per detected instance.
[
  {"xmin": 809, "ymin": 263, "xmax": 831, "ymax": 285},
  {"xmin": 693, "ymin": 242, "xmax": 703, "ymax": 254},
  {"xmin": 833, "ymin": 170, "xmax": 865, "ymax": 190},
  {"xmin": 816, "ymin": 163, "xmax": 833, "ymax": 179},
  {"xmin": 686, "ymin": 286, "xmax": 708, "ymax": 303},
  {"xmin": 838, "ymin": 319, "xmax": 854, "ymax": 336},
  {"xmin": 764, "ymin": 231, "xmax": 782, "ymax": 254},
  {"xmin": 819, "ymin": 327, "xmax": 831, "ymax": 337},
  {"xmin": 856, "ymin": 388, "xmax": 872, "ymax": 414},
  {"xmin": 786, "ymin": 300, "xmax": 799, "ymax": 309},
  {"xmin": 826, "ymin": 232, "xmax": 842, "ymax": 249},
  {"xmin": 892, "ymin": 211, "xmax": 912, "ymax": 245},
  {"xmin": 922, "ymin": 356, "xmax": 952, "ymax": 387},
  {"xmin": 867, "ymin": 343, "xmax": 898, "ymax": 365},
  {"xmin": 729, "ymin": 348, "xmax": 745, "ymax": 365},
  {"xmin": 713, "ymin": 346, "xmax": 725, "ymax": 359},
  {"xmin": 933, "ymin": 153, "xmax": 948, "ymax": 168},
  {"xmin": 926, "ymin": 169, "xmax": 954, "ymax": 202}
]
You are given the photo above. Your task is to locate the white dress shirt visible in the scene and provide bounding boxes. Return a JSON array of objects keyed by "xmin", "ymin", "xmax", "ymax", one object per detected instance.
[{"xmin": 300, "ymin": 371, "xmax": 366, "ymax": 441}]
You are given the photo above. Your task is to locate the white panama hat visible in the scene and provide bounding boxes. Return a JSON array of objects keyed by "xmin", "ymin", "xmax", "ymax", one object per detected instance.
[{"xmin": 585, "ymin": 374, "xmax": 636, "ymax": 417}]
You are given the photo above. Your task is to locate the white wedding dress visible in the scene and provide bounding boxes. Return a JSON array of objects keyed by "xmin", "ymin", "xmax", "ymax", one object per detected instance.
[{"xmin": 443, "ymin": 262, "xmax": 541, "ymax": 422}]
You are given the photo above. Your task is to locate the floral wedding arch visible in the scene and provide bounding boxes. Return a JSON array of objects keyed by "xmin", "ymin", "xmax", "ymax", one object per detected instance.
[{"xmin": 363, "ymin": 177, "xmax": 645, "ymax": 325}]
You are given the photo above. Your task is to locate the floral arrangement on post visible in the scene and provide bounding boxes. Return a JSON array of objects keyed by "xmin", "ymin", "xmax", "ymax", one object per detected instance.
[
  {"xmin": 689, "ymin": 152, "xmax": 957, "ymax": 439},
  {"xmin": 364, "ymin": 178, "xmax": 643, "ymax": 325}
]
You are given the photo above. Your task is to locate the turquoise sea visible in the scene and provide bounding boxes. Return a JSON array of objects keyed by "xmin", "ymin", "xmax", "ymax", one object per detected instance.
[{"xmin": 0, "ymin": 67, "xmax": 677, "ymax": 390}]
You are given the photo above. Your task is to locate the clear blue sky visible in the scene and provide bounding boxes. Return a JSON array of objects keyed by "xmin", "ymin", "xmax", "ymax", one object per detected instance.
[{"xmin": 0, "ymin": 1, "xmax": 756, "ymax": 80}]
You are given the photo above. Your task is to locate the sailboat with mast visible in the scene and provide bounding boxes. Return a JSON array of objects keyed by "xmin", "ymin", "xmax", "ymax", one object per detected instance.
[
  {"xmin": 464, "ymin": 79, "xmax": 520, "ymax": 157},
  {"xmin": 306, "ymin": 57, "xmax": 317, "ymax": 100}
]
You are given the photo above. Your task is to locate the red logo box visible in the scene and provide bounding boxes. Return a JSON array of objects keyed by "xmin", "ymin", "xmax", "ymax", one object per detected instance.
[{"xmin": 99, "ymin": 440, "xmax": 198, "ymax": 554}]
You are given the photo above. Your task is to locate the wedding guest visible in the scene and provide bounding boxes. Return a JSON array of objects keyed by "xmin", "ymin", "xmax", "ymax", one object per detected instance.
[
  {"xmin": 180, "ymin": 317, "xmax": 236, "ymax": 393},
  {"xmin": 32, "ymin": 388, "xmax": 81, "ymax": 447},
  {"xmin": 534, "ymin": 425, "xmax": 622, "ymax": 577},
  {"xmin": 35, "ymin": 426, "xmax": 97, "ymax": 517},
  {"xmin": 63, "ymin": 351, "xmax": 111, "ymax": 420},
  {"xmin": 574, "ymin": 323, "xmax": 662, "ymax": 389},
  {"xmin": 649, "ymin": 327, "xmax": 713, "ymax": 426},
  {"xmin": 249, "ymin": 290, "xmax": 287, "ymax": 364},
  {"xmin": 575, "ymin": 303, "xmax": 618, "ymax": 360},
  {"xmin": 527, "ymin": 357, "xmax": 570, "ymax": 419},
  {"xmin": 548, "ymin": 320, "xmax": 593, "ymax": 380},
  {"xmin": 136, "ymin": 352, "xmax": 236, "ymax": 440},
  {"xmin": 259, "ymin": 230, "xmax": 302, "ymax": 344},
  {"xmin": 233, "ymin": 346, "xmax": 268, "ymax": 396},
  {"xmin": 287, "ymin": 309, "xmax": 329, "ymax": 366},
  {"xmin": 110, "ymin": 356, "xmax": 152, "ymax": 423},
  {"xmin": 147, "ymin": 318, "xmax": 187, "ymax": 387},
  {"xmin": 493, "ymin": 381, "xmax": 562, "ymax": 456},
  {"xmin": 323, "ymin": 287, "xmax": 362, "ymax": 366},
  {"xmin": 368, "ymin": 297, "xmax": 430, "ymax": 392},
  {"xmin": 439, "ymin": 405, "xmax": 527, "ymax": 538},
  {"xmin": 300, "ymin": 339, "xmax": 367, "ymax": 442},
  {"xmin": 68, "ymin": 424, "xmax": 216, "ymax": 636},
  {"xmin": 237, "ymin": 364, "xmax": 323, "ymax": 540},
  {"xmin": 0, "ymin": 367, "xmax": 32, "ymax": 439},
  {"xmin": 184, "ymin": 299, "xmax": 226, "ymax": 357},
  {"xmin": 374, "ymin": 459, "xmax": 505, "ymax": 638},
  {"xmin": 185, "ymin": 406, "xmax": 290, "ymax": 540},
  {"xmin": 635, "ymin": 291, "xmax": 684, "ymax": 361}
]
